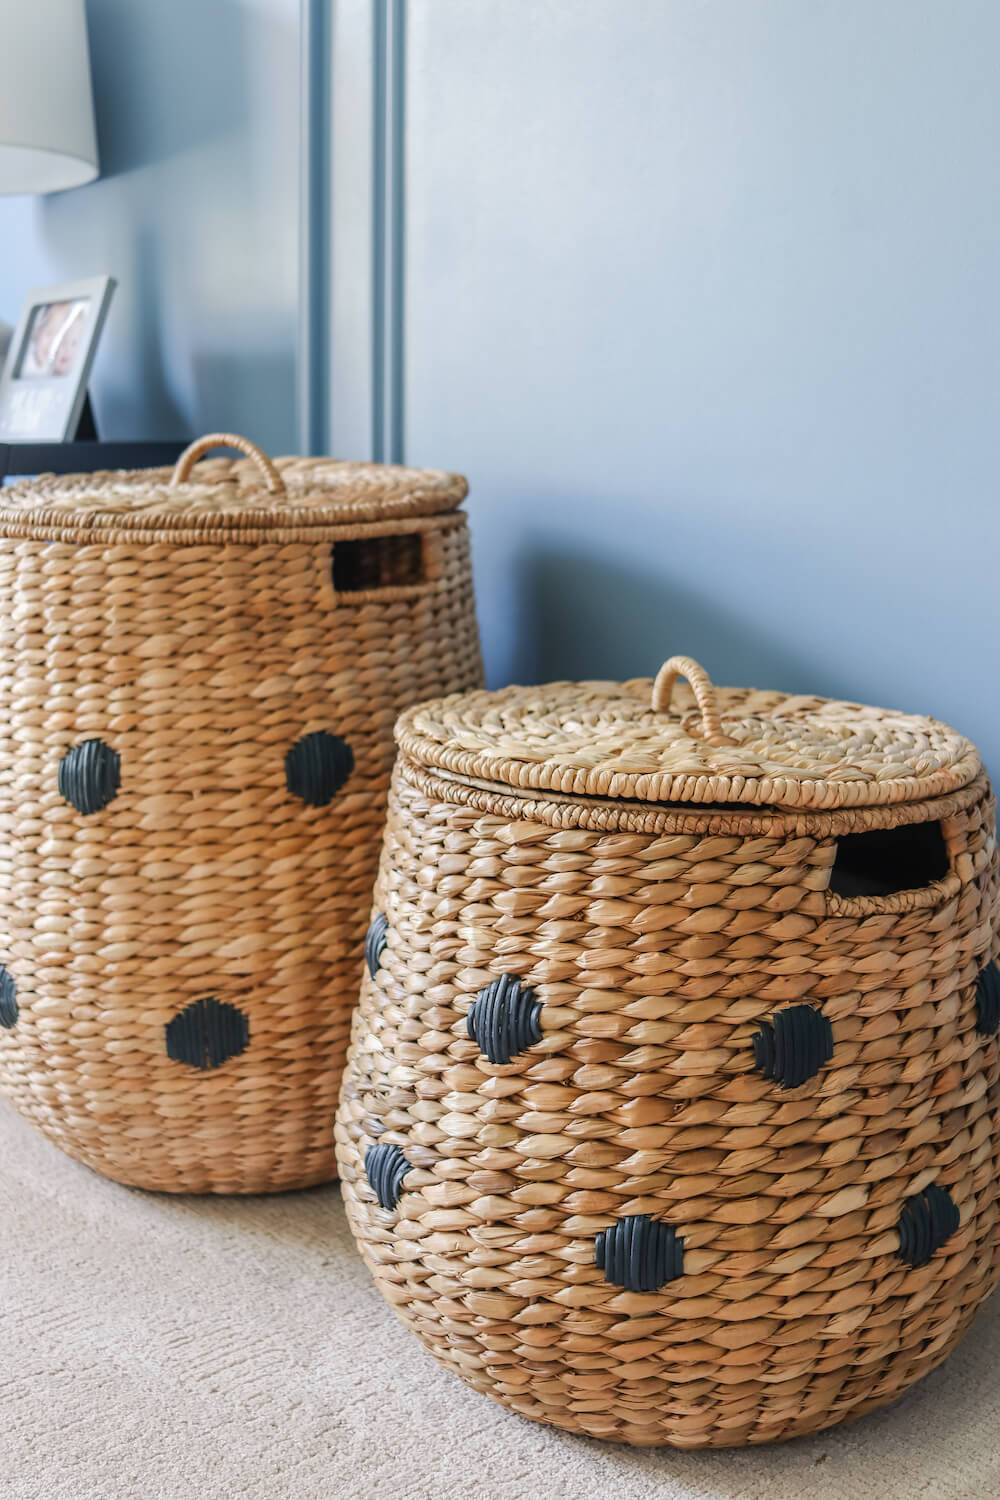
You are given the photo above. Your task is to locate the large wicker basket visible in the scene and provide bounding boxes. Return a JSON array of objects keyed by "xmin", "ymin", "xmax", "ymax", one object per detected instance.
[
  {"xmin": 0, "ymin": 432, "xmax": 483, "ymax": 1193},
  {"xmin": 336, "ymin": 655, "xmax": 1000, "ymax": 1447}
]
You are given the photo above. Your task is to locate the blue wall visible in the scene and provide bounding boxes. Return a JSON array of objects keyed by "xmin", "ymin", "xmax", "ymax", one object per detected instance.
[
  {"xmin": 0, "ymin": 0, "xmax": 299, "ymax": 453},
  {"xmin": 400, "ymin": 0, "xmax": 1000, "ymax": 773},
  {"xmin": 0, "ymin": 0, "xmax": 997, "ymax": 775}
]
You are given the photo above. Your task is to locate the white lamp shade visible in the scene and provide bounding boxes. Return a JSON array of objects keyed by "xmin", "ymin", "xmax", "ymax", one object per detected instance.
[{"xmin": 0, "ymin": 0, "xmax": 98, "ymax": 194}]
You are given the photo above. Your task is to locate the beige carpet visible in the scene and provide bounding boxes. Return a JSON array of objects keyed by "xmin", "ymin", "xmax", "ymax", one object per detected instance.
[{"xmin": 1, "ymin": 1096, "xmax": 997, "ymax": 1500}]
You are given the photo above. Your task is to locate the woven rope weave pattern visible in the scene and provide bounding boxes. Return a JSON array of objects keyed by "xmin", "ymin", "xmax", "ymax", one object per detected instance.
[
  {"xmin": 0, "ymin": 451, "xmax": 483, "ymax": 1194},
  {"xmin": 336, "ymin": 677, "xmax": 1000, "ymax": 1447},
  {"xmin": 0, "ymin": 454, "xmax": 468, "ymax": 543},
  {"xmin": 397, "ymin": 680, "xmax": 980, "ymax": 810}
]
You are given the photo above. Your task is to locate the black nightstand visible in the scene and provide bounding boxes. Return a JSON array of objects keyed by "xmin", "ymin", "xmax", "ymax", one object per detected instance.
[{"xmin": 0, "ymin": 440, "xmax": 187, "ymax": 482}]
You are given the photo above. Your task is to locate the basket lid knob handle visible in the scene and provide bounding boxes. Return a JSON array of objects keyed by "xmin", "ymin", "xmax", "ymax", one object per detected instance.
[
  {"xmin": 651, "ymin": 655, "xmax": 733, "ymax": 745},
  {"xmin": 170, "ymin": 432, "xmax": 286, "ymax": 495}
]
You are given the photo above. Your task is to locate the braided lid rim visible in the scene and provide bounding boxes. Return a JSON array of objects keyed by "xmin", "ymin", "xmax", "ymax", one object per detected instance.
[
  {"xmin": 0, "ymin": 453, "xmax": 468, "ymax": 538},
  {"xmin": 395, "ymin": 675, "xmax": 982, "ymax": 811}
]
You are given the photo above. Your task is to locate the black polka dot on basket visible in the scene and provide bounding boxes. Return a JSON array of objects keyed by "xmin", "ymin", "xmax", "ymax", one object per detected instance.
[
  {"xmin": 58, "ymin": 738, "xmax": 120, "ymax": 815},
  {"xmin": 897, "ymin": 1183, "xmax": 960, "ymax": 1268},
  {"xmin": 165, "ymin": 996, "xmax": 250, "ymax": 1070},
  {"xmin": 975, "ymin": 960, "xmax": 1000, "ymax": 1036},
  {"xmin": 752, "ymin": 1004, "xmax": 833, "ymax": 1088},
  {"xmin": 0, "ymin": 966, "xmax": 17, "ymax": 1029},
  {"xmin": 365, "ymin": 1142, "xmax": 413, "ymax": 1210},
  {"xmin": 595, "ymin": 1214, "xmax": 684, "ymax": 1292},
  {"xmin": 466, "ymin": 974, "xmax": 542, "ymax": 1065},
  {"xmin": 365, "ymin": 914, "xmax": 388, "ymax": 979},
  {"xmin": 285, "ymin": 731, "xmax": 354, "ymax": 807}
]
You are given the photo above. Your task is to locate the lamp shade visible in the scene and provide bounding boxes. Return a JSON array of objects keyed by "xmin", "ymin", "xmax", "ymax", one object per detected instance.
[{"xmin": 0, "ymin": 0, "xmax": 98, "ymax": 194}]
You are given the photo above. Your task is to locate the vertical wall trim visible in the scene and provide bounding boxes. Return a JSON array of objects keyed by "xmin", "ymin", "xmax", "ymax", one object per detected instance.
[
  {"xmin": 371, "ymin": 1, "xmax": 387, "ymax": 461},
  {"xmin": 297, "ymin": 0, "xmax": 331, "ymax": 455},
  {"xmin": 371, "ymin": 0, "xmax": 406, "ymax": 463},
  {"xmin": 389, "ymin": 0, "xmax": 407, "ymax": 464},
  {"xmin": 299, "ymin": 0, "xmax": 405, "ymax": 462}
]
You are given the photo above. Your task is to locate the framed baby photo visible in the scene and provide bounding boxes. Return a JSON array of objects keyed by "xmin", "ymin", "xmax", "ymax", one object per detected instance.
[{"xmin": 0, "ymin": 276, "xmax": 116, "ymax": 442}]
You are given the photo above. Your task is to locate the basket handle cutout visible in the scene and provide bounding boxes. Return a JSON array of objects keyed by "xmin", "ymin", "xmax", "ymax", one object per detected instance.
[
  {"xmin": 170, "ymin": 432, "xmax": 286, "ymax": 495},
  {"xmin": 333, "ymin": 533, "xmax": 426, "ymax": 593},
  {"xmin": 651, "ymin": 655, "xmax": 733, "ymax": 745}
]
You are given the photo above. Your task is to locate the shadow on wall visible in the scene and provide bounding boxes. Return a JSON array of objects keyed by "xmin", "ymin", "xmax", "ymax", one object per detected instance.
[
  {"xmin": 85, "ymin": 0, "xmax": 252, "ymax": 176},
  {"xmin": 478, "ymin": 510, "xmax": 999, "ymax": 775},
  {"xmin": 510, "ymin": 542, "xmax": 826, "ymax": 695},
  {"xmin": 191, "ymin": 350, "xmax": 297, "ymax": 450},
  {"xmin": 118, "ymin": 227, "xmax": 187, "ymax": 438}
]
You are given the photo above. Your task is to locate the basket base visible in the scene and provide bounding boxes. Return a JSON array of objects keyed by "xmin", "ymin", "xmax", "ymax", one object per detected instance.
[
  {"xmin": 49, "ymin": 1134, "xmax": 339, "ymax": 1195},
  {"xmin": 0, "ymin": 1086, "xmax": 341, "ymax": 1194},
  {"xmin": 365, "ymin": 1234, "xmax": 994, "ymax": 1448},
  {"xmin": 81, "ymin": 1153, "xmax": 340, "ymax": 1196}
]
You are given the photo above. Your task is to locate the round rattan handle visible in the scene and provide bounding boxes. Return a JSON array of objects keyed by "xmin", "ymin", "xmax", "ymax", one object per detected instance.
[
  {"xmin": 651, "ymin": 655, "xmax": 732, "ymax": 745},
  {"xmin": 170, "ymin": 432, "xmax": 286, "ymax": 495}
]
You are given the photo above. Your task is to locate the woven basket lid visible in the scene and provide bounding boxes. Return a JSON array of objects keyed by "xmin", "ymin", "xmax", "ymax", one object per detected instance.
[
  {"xmin": 397, "ymin": 655, "xmax": 981, "ymax": 811},
  {"xmin": 0, "ymin": 431, "xmax": 467, "ymax": 543}
]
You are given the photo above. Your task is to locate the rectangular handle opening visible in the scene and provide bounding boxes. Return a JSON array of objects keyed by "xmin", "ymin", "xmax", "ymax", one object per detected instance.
[
  {"xmin": 332, "ymin": 532, "xmax": 426, "ymax": 593},
  {"xmin": 828, "ymin": 820, "xmax": 950, "ymax": 899}
]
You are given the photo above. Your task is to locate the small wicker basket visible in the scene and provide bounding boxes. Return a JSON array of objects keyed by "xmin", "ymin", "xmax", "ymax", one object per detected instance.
[
  {"xmin": 0, "ymin": 432, "xmax": 483, "ymax": 1193},
  {"xmin": 336, "ymin": 656, "xmax": 1000, "ymax": 1447}
]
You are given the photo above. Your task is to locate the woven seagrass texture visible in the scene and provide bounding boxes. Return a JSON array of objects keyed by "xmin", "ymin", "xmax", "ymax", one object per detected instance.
[
  {"xmin": 0, "ymin": 435, "xmax": 483, "ymax": 1193},
  {"xmin": 336, "ymin": 666, "xmax": 1000, "ymax": 1448},
  {"xmin": 0, "ymin": 442, "xmax": 468, "ymax": 543},
  {"xmin": 397, "ymin": 678, "xmax": 980, "ymax": 810}
]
